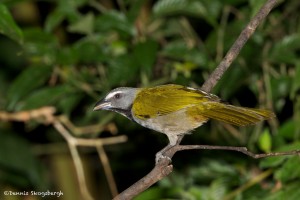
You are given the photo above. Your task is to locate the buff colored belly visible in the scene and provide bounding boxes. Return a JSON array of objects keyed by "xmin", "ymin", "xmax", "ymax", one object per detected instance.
[{"xmin": 132, "ymin": 107, "xmax": 208, "ymax": 145}]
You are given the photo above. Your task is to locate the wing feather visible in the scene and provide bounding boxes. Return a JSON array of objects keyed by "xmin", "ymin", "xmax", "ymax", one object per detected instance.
[
  {"xmin": 197, "ymin": 102, "xmax": 275, "ymax": 126},
  {"xmin": 132, "ymin": 84, "xmax": 219, "ymax": 119}
]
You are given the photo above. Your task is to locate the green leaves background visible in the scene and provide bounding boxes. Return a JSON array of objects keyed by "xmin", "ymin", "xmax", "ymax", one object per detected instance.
[{"xmin": 0, "ymin": 0, "xmax": 300, "ymax": 199}]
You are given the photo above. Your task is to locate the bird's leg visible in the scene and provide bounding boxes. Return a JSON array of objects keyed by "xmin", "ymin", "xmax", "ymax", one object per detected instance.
[{"xmin": 155, "ymin": 134, "xmax": 184, "ymax": 164}]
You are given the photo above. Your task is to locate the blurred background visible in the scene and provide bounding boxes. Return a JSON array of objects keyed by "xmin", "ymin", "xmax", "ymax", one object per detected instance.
[{"xmin": 0, "ymin": 0, "xmax": 300, "ymax": 199}]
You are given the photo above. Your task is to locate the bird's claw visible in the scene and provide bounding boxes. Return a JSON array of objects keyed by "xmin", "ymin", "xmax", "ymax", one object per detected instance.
[{"xmin": 155, "ymin": 152, "xmax": 172, "ymax": 164}]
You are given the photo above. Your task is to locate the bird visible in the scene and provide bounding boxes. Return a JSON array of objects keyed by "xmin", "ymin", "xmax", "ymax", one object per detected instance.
[{"xmin": 94, "ymin": 84, "xmax": 275, "ymax": 160}]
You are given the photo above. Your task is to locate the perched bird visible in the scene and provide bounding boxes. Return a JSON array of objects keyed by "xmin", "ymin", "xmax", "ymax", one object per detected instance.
[{"xmin": 94, "ymin": 84, "xmax": 275, "ymax": 148}]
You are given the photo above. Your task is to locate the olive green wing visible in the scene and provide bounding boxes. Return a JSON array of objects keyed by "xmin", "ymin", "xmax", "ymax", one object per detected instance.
[{"xmin": 132, "ymin": 84, "xmax": 219, "ymax": 119}]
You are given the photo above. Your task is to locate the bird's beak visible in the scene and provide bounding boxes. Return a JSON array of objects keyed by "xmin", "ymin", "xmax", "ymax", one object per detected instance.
[{"xmin": 93, "ymin": 99, "xmax": 111, "ymax": 111}]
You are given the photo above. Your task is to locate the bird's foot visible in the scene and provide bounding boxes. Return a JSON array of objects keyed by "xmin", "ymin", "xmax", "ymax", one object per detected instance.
[
  {"xmin": 155, "ymin": 144, "xmax": 174, "ymax": 164},
  {"xmin": 155, "ymin": 151, "xmax": 172, "ymax": 164}
]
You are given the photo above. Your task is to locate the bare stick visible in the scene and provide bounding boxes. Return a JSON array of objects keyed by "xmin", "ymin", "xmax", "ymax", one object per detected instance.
[
  {"xmin": 201, "ymin": 0, "xmax": 278, "ymax": 93},
  {"xmin": 114, "ymin": 143, "xmax": 300, "ymax": 199},
  {"xmin": 96, "ymin": 145, "xmax": 119, "ymax": 197},
  {"xmin": 53, "ymin": 121, "xmax": 94, "ymax": 200},
  {"xmin": 0, "ymin": 106, "xmax": 56, "ymax": 123},
  {"xmin": 174, "ymin": 145, "xmax": 300, "ymax": 158},
  {"xmin": 0, "ymin": 107, "xmax": 126, "ymax": 199},
  {"xmin": 54, "ymin": 120, "xmax": 127, "ymax": 199}
]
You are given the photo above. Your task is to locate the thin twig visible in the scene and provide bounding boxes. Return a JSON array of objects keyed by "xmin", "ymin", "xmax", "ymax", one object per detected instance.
[
  {"xmin": 0, "ymin": 107, "xmax": 127, "ymax": 199},
  {"xmin": 201, "ymin": 0, "xmax": 278, "ymax": 93},
  {"xmin": 53, "ymin": 121, "xmax": 94, "ymax": 200},
  {"xmin": 58, "ymin": 115, "xmax": 117, "ymax": 136},
  {"xmin": 174, "ymin": 145, "xmax": 300, "ymax": 158},
  {"xmin": 0, "ymin": 106, "xmax": 56, "ymax": 123},
  {"xmin": 114, "ymin": 143, "xmax": 300, "ymax": 199},
  {"xmin": 53, "ymin": 119, "xmax": 127, "ymax": 199},
  {"xmin": 96, "ymin": 145, "xmax": 119, "ymax": 197}
]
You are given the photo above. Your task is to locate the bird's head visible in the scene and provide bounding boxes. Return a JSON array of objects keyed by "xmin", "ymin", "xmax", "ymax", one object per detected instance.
[{"xmin": 93, "ymin": 87, "xmax": 139, "ymax": 119}]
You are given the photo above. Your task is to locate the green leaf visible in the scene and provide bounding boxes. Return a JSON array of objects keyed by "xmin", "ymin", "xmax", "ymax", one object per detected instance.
[
  {"xmin": 153, "ymin": 0, "xmax": 205, "ymax": 17},
  {"xmin": 188, "ymin": 186, "xmax": 204, "ymax": 200},
  {"xmin": 133, "ymin": 39, "xmax": 159, "ymax": 76},
  {"xmin": 259, "ymin": 156, "xmax": 287, "ymax": 169},
  {"xmin": 269, "ymin": 34, "xmax": 300, "ymax": 64},
  {"xmin": 278, "ymin": 120, "xmax": 296, "ymax": 140},
  {"xmin": 264, "ymin": 182, "xmax": 300, "ymax": 200},
  {"xmin": 189, "ymin": 159, "xmax": 237, "ymax": 181},
  {"xmin": 60, "ymin": 0, "xmax": 87, "ymax": 9},
  {"xmin": 6, "ymin": 65, "xmax": 53, "ymax": 110},
  {"xmin": 162, "ymin": 41, "xmax": 208, "ymax": 67},
  {"xmin": 68, "ymin": 12, "xmax": 94, "ymax": 35},
  {"xmin": 291, "ymin": 62, "xmax": 300, "ymax": 98},
  {"xmin": 0, "ymin": 3, "xmax": 23, "ymax": 44},
  {"xmin": 23, "ymin": 28, "xmax": 58, "ymax": 64},
  {"xmin": 153, "ymin": 0, "xmax": 220, "ymax": 26},
  {"xmin": 127, "ymin": 0, "xmax": 147, "ymax": 23},
  {"xmin": 74, "ymin": 35, "xmax": 108, "ymax": 63},
  {"xmin": 173, "ymin": 61, "xmax": 197, "ymax": 78},
  {"xmin": 208, "ymin": 178, "xmax": 227, "ymax": 200},
  {"xmin": 57, "ymin": 93, "xmax": 83, "ymax": 115},
  {"xmin": 269, "ymin": 75, "xmax": 293, "ymax": 112},
  {"xmin": 258, "ymin": 129, "xmax": 272, "ymax": 153},
  {"xmin": 56, "ymin": 46, "xmax": 79, "ymax": 65},
  {"xmin": 44, "ymin": 9, "xmax": 66, "ymax": 32},
  {"xmin": 94, "ymin": 10, "xmax": 136, "ymax": 36},
  {"xmin": 107, "ymin": 55, "xmax": 139, "ymax": 85},
  {"xmin": 135, "ymin": 187, "xmax": 163, "ymax": 200},
  {"xmin": 18, "ymin": 85, "xmax": 72, "ymax": 110},
  {"xmin": 250, "ymin": 0, "xmax": 266, "ymax": 17},
  {"xmin": 260, "ymin": 142, "xmax": 300, "ymax": 168},
  {"xmin": 275, "ymin": 157, "xmax": 300, "ymax": 182}
]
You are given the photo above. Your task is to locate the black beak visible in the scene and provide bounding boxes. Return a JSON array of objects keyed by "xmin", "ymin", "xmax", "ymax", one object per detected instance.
[{"xmin": 93, "ymin": 99, "xmax": 111, "ymax": 111}]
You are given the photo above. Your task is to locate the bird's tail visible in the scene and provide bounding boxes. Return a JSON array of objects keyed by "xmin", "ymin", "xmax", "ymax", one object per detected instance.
[{"xmin": 198, "ymin": 102, "xmax": 275, "ymax": 126}]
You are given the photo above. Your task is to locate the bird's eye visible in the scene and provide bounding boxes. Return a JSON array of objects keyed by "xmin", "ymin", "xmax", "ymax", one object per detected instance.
[{"xmin": 114, "ymin": 93, "xmax": 121, "ymax": 99}]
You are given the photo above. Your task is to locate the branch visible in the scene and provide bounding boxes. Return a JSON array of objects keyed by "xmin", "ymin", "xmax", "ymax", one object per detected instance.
[
  {"xmin": 114, "ymin": 144, "xmax": 300, "ymax": 199},
  {"xmin": 0, "ymin": 106, "xmax": 56, "ymax": 123},
  {"xmin": 53, "ymin": 119, "xmax": 127, "ymax": 199},
  {"xmin": 201, "ymin": 0, "xmax": 278, "ymax": 93},
  {"xmin": 0, "ymin": 107, "xmax": 127, "ymax": 199},
  {"xmin": 173, "ymin": 145, "xmax": 300, "ymax": 158}
]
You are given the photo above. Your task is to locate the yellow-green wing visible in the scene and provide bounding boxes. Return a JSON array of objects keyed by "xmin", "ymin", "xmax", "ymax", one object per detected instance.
[
  {"xmin": 194, "ymin": 102, "xmax": 275, "ymax": 126},
  {"xmin": 132, "ymin": 84, "xmax": 219, "ymax": 119}
]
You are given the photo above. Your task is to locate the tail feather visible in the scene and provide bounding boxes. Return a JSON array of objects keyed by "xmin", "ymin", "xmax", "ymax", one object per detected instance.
[{"xmin": 199, "ymin": 102, "xmax": 275, "ymax": 126}]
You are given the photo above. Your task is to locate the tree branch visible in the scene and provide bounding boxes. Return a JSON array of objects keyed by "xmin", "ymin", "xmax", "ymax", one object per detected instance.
[
  {"xmin": 0, "ymin": 107, "xmax": 127, "ymax": 199},
  {"xmin": 114, "ymin": 143, "xmax": 300, "ymax": 200},
  {"xmin": 201, "ymin": 0, "xmax": 278, "ymax": 93}
]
